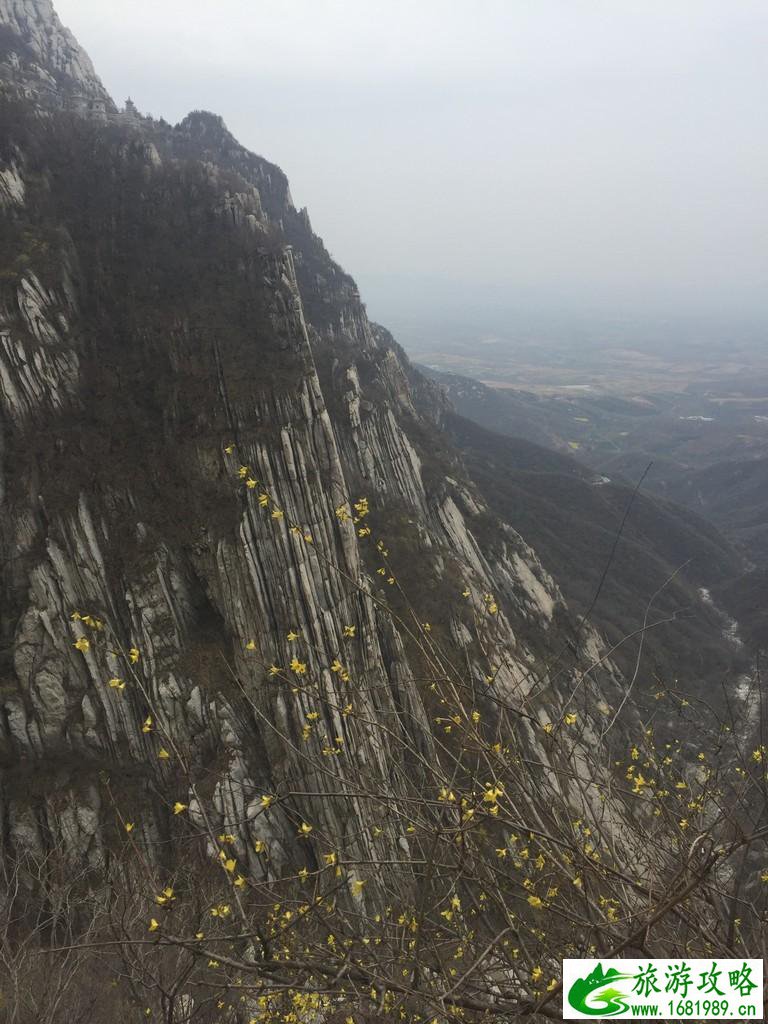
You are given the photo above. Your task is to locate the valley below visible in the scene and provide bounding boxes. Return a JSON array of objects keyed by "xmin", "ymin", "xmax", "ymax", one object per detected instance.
[{"xmin": 418, "ymin": 329, "xmax": 768, "ymax": 661}]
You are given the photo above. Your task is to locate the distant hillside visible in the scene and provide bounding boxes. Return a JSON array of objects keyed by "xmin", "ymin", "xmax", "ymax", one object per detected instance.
[
  {"xmin": 445, "ymin": 413, "xmax": 750, "ymax": 690},
  {"xmin": 429, "ymin": 365, "xmax": 768, "ymax": 651},
  {"xmin": 640, "ymin": 455, "xmax": 768, "ymax": 564}
]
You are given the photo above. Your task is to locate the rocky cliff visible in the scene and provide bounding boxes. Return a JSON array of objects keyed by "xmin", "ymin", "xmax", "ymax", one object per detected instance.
[
  {"xmin": 0, "ymin": 0, "xmax": 616, "ymax": 876},
  {"xmin": 0, "ymin": 0, "xmax": 112, "ymax": 114}
]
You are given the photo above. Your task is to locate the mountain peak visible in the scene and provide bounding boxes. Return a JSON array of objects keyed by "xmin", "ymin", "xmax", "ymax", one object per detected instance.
[
  {"xmin": 177, "ymin": 109, "xmax": 230, "ymax": 135},
  {"xmin": 0, "ymin": 0, "xmax": 113, "ymax": 110}
]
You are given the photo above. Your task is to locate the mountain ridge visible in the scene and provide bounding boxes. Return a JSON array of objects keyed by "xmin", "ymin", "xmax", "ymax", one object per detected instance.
[
  {"xmin": 1, "ymin": 7, "xmax": 765, "ymax": 1020},
  {"xmin": 0, "ymin": 0, "xmax": 617, "ymax": 874}
]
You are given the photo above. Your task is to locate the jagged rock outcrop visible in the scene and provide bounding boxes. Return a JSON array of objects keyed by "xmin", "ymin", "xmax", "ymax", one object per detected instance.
[
  {"xmin": 0, "ymin": 0, "xmax": 113, "ymax": 116},
  {"xmin": 0, "ymin": 1, "xmax": 617, "ymax": 876}
]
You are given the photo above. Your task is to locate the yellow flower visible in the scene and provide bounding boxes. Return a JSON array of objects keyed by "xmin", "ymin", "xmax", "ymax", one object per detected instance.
[
  {"xmin": 298, "ymin": 822, "xmax": 313, "ymax": 836},
  {"xmin": 268, "ymin": 664, "xmax": 281, "ymax": 676},
  {"xmin": 73, "ymin": 637, "xmax": 90, "ymax": 653},
  {"xmin": 173, "ymin": 802, "xmax": 188, "ymax": 815},
  {"xmin": 245, "ymin": 639, "xmax": 256, "ymax": 651},
  {"xmin": 564, "ymin": 712, "xmax": 577, "ymax": 726},
  {"xmin": 71, "ymin": 611, "xmax": 82, "ymax": 621},
  {"xmin": 223, "ymin": 858, "xmax": 237, "ymax": 873},
  {"xmin": 761, "ymin": 870, "xmax": 768, "ymax": 883},
  {"xmin": 246, "ymin": 477, "xmax": 257, "ymax": 489},
  {"xmin": 531, "ymin": 966, "xmax": 543, "ymax": 982},
  {"xmin": 238, "ymin": 466, "xmax": 249, "ymax": 478},
  {"xmin": 234, "ymin": 874, "xmax": 247, "ymax": 888},
  {"xmin": 290, "ymin": 657, "xmax": 307, "ymax": 675},
  {"xmin": 352, "ymin": 879, "xmax": 366, "ymax": 895},
  {"xmin": 527, "ymin": 895, "xmax": 544, "ymax": 909},
  {"xmin": 260, "ymin": 795, "xmax": 274, "ymax": 810},
  {"xmin": 271, "ymin": 508, "xmax": 284, "ymax": 520},
  {"xmin": 679, "ymin": 818, "xmax": 689, "ymax": 830},
  {"xmin": 298, "ymin": 867, "xmax": 308, "ymax": 881},
  {"xmin": 142, "ymin": 715, "xmax": 153, "ymax": 733},
  {"xmin": 224, "ymin": 444, "xmax": 234, "ymax": 454},
  {"xmin": 287, "ymin": 630, "xmax": 300, "ymax": 641},
  {"xmin": 148, "ymin": 918, "xmax": 159, "ymax": 932},
  {"xmin": 129, "ymin": 647, "xmax": 140, "ymax": 664},
  {"xmin": 253, "ymin": 839, "xmax": 266, "ymax": 853},
  {"xmin": 462, "ymin": 588, "xmax": 470, "ymax": 598},
  {"xmin": 343, "ymin": 625, "xmax": 356, "ymax": 638},
  {"xmin": 258, "ymin": 493, "xmax": 269, "ymax": 507},
  {"xmin": 158, "ymin": 748, "xmax": 170, "ymax": 760},
  {"xmin": 108, "ymin": 677, "xmax": 125, "ymax": 691},
  {"xmin": 542, "ymin": 722, "xmax": 553, "ymax": 734},
  {"xmin": 210, "ymin": 904, "xmax": 230, "ymax": 917},
  {"xmin": 752, "ymin": 748, "xmax": 764, "ymax": 763},
  {"xmin": 125, "ymin": 822, "xmax": 135, "ymax": 833},
  {"xmin": 324, "ymin": 851, "xmax": 337, "ymax": 866},
  {"xmin": 483, "ymin": 785, "xmax": 504, "ymax": 804}
]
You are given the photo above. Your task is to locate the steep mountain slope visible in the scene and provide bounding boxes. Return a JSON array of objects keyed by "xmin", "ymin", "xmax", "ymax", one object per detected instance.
[
  {"xmin": 0, "ymin": 0, "xmax": 112, "ymax": 112},
  {"xmin": 3, "ymin": 10, "xmax": 767, "ymax": 1022},
  {"xmin": 0, "ymin": 0, "xmax": 618, "ymax": 875},
  {"xmin": 444, "ymin": 414, "xmax": 748, "ymax": 687},
  {"xmin": 429, "ymin": 368, "xmax": 765, "ymax": 657},
  {"xmin": 632, "ymin": 454, "xmax": 768, "ymax": 564}
]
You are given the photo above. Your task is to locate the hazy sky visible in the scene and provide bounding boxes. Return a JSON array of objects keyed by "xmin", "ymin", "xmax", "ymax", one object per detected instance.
[{"xmin": 55, "ymin": 0, "xmax": 767, "ymax": 332}]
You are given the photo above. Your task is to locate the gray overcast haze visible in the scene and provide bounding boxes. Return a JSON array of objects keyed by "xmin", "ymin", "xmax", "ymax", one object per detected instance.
[{"xmin": 55, "ymin": 0, "xmax": 767, "ymax": 341}]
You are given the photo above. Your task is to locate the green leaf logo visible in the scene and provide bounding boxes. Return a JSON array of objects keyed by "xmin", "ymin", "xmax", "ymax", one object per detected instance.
[{"xmin": 567, "ymin": 963, "xmax": 634, "ymax": 1017}]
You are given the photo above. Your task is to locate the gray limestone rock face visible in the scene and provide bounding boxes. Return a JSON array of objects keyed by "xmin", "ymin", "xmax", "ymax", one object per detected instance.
[
  {"xmin": 0, "ymin": 0, "xmax": 622, "ymax": 877},
  {"xmin": 0, "ymin": 0, "xmax": 112, "ymax": 105}
]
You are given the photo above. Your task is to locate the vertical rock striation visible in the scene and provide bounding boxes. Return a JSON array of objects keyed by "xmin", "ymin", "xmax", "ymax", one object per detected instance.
[{"xmin": 0, "ymin": 1, "xmax": 616, "ymax": 874}]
